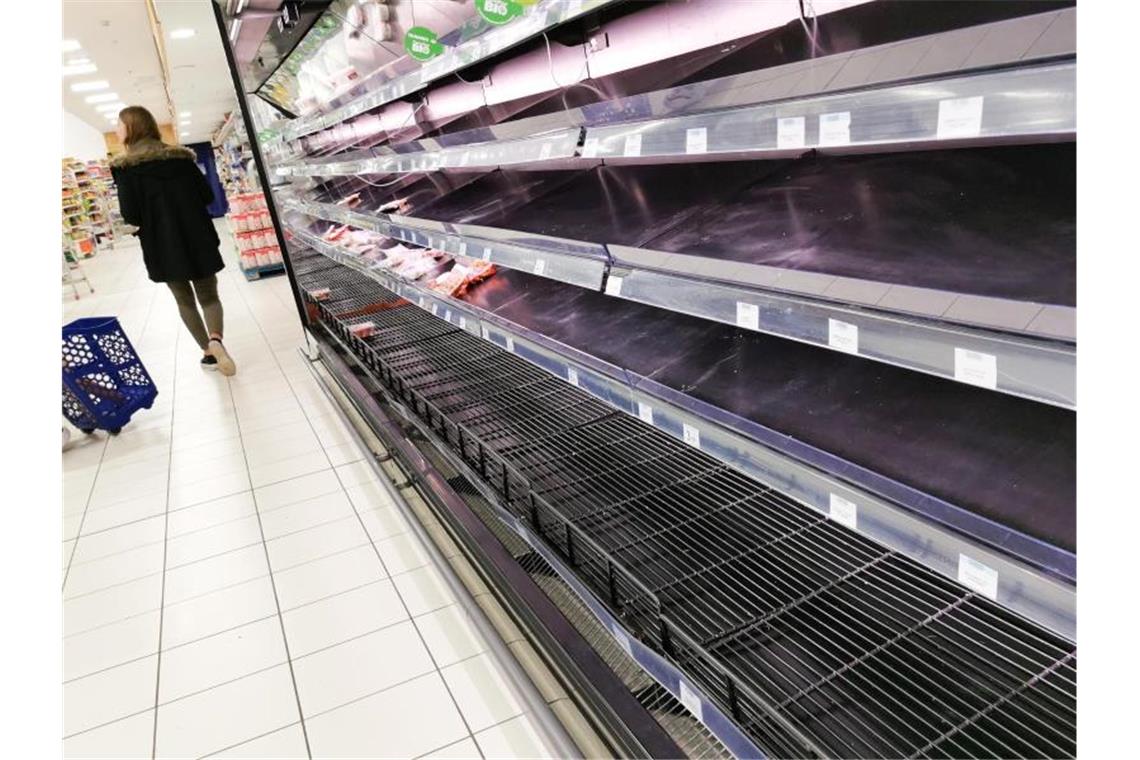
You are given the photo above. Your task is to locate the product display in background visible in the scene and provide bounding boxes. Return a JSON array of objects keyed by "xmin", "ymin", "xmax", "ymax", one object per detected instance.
[
  {"xmin": 62, "ymin": 158, "xmax": 117, "ymax": 260},
  {"xmin": 228, "ymin": 192, "xmax": 284, "ymax": 280}
]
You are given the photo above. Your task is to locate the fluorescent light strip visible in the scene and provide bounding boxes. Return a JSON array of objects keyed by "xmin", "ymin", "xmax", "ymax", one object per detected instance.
[
  {"xmin": 95, "ymin": 102, "xmax": 126, "ymax": 113},
  {"xmin": 62, "ymin": 39, "xmax": 81, "ymax": 53},
  {"xmin": 229, "ymin": 18, "xmax": 243, "ymax": 44},
  {"xmin": 170, "ymin": 28, "xmax": 195, "ymax": 39},
  {"xmin": 70, "ymin": 80, "xmax": 109, "ymax": 93},
  {"xmin": 85, "ymin": 92, "xmax": 120, "ymax": 104},
  {"xmin": 63, "ymin": 63, "xmax": 97, "ymax": 77}
]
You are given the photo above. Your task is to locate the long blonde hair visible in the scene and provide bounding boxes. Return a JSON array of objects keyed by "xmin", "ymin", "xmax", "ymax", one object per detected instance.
[{"xmin": 118, "ymin": 106, "xmax": 162, "ymax": 147}]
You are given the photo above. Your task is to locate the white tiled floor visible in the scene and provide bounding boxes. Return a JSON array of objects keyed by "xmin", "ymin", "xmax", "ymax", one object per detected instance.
[{"xmin": 62, "ymin": 226, "xmax": 566, "ymax": 759}]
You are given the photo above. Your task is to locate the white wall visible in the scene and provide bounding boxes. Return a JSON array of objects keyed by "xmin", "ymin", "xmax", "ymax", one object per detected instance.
[{"xmin": 63, "ymin": 111, "xmax": 108, "ymax": 161}]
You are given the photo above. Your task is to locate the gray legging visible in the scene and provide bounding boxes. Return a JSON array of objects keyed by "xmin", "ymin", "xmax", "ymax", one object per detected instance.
[{"xmin": 167, "ymin": 276, "xmax": 223, "ymax": 350}]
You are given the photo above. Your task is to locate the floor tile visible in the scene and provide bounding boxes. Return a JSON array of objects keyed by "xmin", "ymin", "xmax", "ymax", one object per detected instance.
[
  {"xmin": 63, "ymin": 542, "xmax": 165, "ymax": 599},
  {"xmin": 392, "ymin": 564, "xmax": 458, "ymax": 617},
  {"xmin": 305, "ymin": 673, "xmax": 469, "ymax": 758},
  {"xmin": 164, "ymin": 513, "xmax": 262, "ymax": 568},
  {"xmin": 334, "ymin": 460, "xmax": 379, "ymax": 489},
  {"xmin": 69, "ymin": 514, "xmax": 164, "ymax": 565},
  {"xmin": 64, "ymin": 573, "xmax": 163, "ymax": 637},
  {"xmin": 204, "ymin": 722, "xmax": 308, "ymax": 758},
  {"xmin": 162, "ymin": 544, "xmax": 268, "ymax": 605},
  {"xmin": 474, "ymin": 713, "xmax": 560, "ymax": 759},
  {"xmin": 249, "ymin": 449, "xmax": 331, "ymax": 489},
  {"xmin": 168, "ymin": 468, "xmax": 250, "ymax": 511},
  {"xmin": 415, "ymin": 605, "xmax": 487, "ymax": 669},
  {"xmin": 293, "ymin": 620, "xmax": 435, "ymax": 717},
  {"xmin": 159, "ymin": 617, "xmax": 287, "ymax": 704},
  {"xmin": 282, "ymin": 579, "xmax": 408, "ymax": 657},
  {"xmin": 254, "ymin": 468, "xmax": 342, "ymax": 512},
  {"xmin": 154, "ymin": 664, "xmax": 300, "ymax": 759},
  {"xmin": 80, "ymin": 493, "xmax": 167, "ymax": 536},
  {"xmin": 160, "ymin": 576, "xmax": 277, "ymax": 649},
  {"xmin": 442, "ymin": 653, "xmax": 527, "ymax": 732},
  {"xmin": 274, "ymin": 544, "xmax": 386, "ymax": 611},
  {"xmin": 166, "ymin": 490, "xmax": 255, "ymax": 538},
  {"xmin": 419, "ymin": 737, "xmax": 482, "ymax": 759},
  {"xmin": 259, "ymin": 490, "xmax": 354, "ymax": 542},
  {"xmin": 64, "ymin": 655, "xmax": 157, "ymax": 737},
  {"xmin": 356, "ymin": 502, "xmax": 411, "ymax": 543},
  {"xmin": 264, "ymin": 513, "xmax": 369, "ymax": 571},
  {"xmin": 64, "ymin": 610, "xmax": 160, "ymax": 682},
  {"xmin": 375, "ymin": 531, "xmax": 432, "ymax": 575},
  {"xmin": 63, "ymin": 710, "xmax": 154, "ymax": 759}
]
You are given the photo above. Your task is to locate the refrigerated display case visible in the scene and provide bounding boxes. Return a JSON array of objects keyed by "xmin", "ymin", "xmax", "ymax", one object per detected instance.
[{"xmin": 217, "ymin": 1, "xmax": 1077, "ymax": 756}]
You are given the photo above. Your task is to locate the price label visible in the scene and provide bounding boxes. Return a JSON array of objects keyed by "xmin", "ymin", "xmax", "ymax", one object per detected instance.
[
  {"xmin": 637, "ymin": 402, "xmax": 654, "ymax": 424},
  {"xmin": 685, "ymin": 127, "xmax": 708, "ymax": 155},
  {"xmin": 482, "ymin": 247, "xmax": 492, "ymax": 261},
  {"xmin": 445, "ymin": 310, "xmax": 452, "ymax": 322},
  {"xmin": 506, "ymin": 337, "xmax": 515, "ymax": 352},
  {"xmin": 605, "ymin": 276, "xmax": 623, "ymax": 296},
  {"xmin": 481, "ymin": 325, "xmax": 490, "ymax": 340},
  {"xmin": 736, "ymin": 302, "xmax": 759, "ymax": 331},
  {"xmin": 458, "ymin": 241, "xmax": 468, "ymax": 257},
  {"xmin": 533, "ymin": 259, "xmax": 547, "ymax": 276},
  {"xmin": 567, "ymin": 367, "xmax": 579, "ymax": 387},
  {"xmin": 937, "ymin": 96, "xmax": 984, "ymax": 139},
  {"xmin": 538, "ymin": 143, "xmax": 553, "ymax": 160},
  {"xmin": 581, "ymin": 137, "xmax": 600, "ymax": 158},
  {"xmin": 828, "ymin": 493, "xmax": 858, "ymax": 530},
  {"xmin": 777, "ymin": 116, "xmax": 806, "ymax": 149},
  {"xmin": 679, "ymin": 681, "xmax": 704, "ymax": 722},
  {"xmin": 430, "ymin": 303, "xmax": 438, "ymax": 316},
  {"xmin": 828, "ymin": 319, "xmax": 859, "ymax": 354},
  {"xmin": 418, "ymin": 296, "xmax": 425, "ymax": 307},
  {"xmin": 819, "ymin": 111, "xmax": 851, "ymax": 146},
  {"xmin": 682, "ymin": 423, "xmax": 701, "ymax": 448},
  {"xmin": 623, "ymin": 133, "xmax": 642, "ymax": 157},
  {"xmin": 459, "ymin": 316, "xmax": 467, "ymax": 330},
  {"xmin": 958, "ymin": 554, "xmax": 999, "ymax": 600},
  {"xmin": 612, "ymin": 625, "xmax": 633, "ymax": 657},
  {"xmin": 954, "ymin": 348, "xmax": 997, "ymax": 389},
  {"xmin": 458, "ymin": 151, "xmax": 470, "ymax": 167}
]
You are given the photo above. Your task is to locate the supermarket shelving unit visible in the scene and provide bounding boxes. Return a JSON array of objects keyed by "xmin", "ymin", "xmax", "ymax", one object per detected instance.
[{"xmin": 220, "ymin": 1, "xmax": 1077, "ymax": 757}]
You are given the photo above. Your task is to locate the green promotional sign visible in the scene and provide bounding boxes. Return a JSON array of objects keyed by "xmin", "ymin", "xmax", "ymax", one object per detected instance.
[
  {"xmin": 404, "ymin": 26, "xmax": 444, "ymax": 62},
  {"xmin": 476, "ymin": 0, "xmax": 524, "ymax": 26}
]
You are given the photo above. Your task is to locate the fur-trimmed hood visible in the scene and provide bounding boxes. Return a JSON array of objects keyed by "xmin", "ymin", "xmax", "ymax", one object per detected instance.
[{"xmin": 110, "ymin": 139, "xmax": 196, "ymax": 169}]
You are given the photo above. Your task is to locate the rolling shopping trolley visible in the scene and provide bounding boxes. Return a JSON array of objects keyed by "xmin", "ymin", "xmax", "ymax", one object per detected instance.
[{"xmin": 62, "ymin": 317, "xmax": 157, "ymax": 435}]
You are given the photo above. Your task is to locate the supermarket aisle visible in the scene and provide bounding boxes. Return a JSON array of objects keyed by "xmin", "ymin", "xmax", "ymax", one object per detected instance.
[{"xmin": 62, "ymin": 227, "xmax": 565, "ymax": 759}]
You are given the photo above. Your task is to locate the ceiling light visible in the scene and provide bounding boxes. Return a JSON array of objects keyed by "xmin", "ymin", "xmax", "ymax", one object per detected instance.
[
  {"xmin": 70, "ymin": 80, "xmax": 109, "ymax": 93},
  {"xmin": 179, "ymin": 111, "xmax": 191, "ymax": 117},
  {"xmin": 228, "ymin": 18, "xmax": 243, "ymax": 43},
  {"xmin": 85, "ymin": 92, "xmax": 119, "ymax": 104},
  {"xmin": 181, "ymin": 131, "xmax": 190, "ymax": 137},
  {"xmin": 180, "ymin": 120, "xmax": 191, "ymax": 126},
  {"xmin": 63, "ymin": 62, "xmax": 97, "ymax": 77},
  {"xmin": 169, "ymin": 28, "xmax": 196, "ymax": 39},
  {"xmin": 62, "ymin": 39, "xmax": 81, "ymax": 53},
  {"xmin": 65, "ymin": 57, "xmax": 91, "ymax": 67},
  {"xmin": 95, "ymin": 102, "xmax": 125, "ymax": 112}
]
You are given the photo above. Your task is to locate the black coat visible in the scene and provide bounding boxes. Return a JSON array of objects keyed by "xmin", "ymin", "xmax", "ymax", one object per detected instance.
[{"xmin": 110, "ymin": 140, "xmax": 224, "ymax": 283}]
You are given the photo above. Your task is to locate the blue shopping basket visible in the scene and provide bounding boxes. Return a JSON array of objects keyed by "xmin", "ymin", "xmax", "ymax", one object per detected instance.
[{"xmin": 62, "ymin": 317, "xmax": 158, "ymax": 435}]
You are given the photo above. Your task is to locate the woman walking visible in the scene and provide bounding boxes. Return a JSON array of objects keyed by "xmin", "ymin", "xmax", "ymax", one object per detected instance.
[{"xmin": 111, "ymin": 106, "xmax": 236, "ymax": 375}]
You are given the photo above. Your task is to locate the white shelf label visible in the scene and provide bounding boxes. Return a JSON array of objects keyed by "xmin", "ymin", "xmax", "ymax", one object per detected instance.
[
  {"xmin": 612, "ymin": 624, "xmax": 633, "ymax": 657},
  {"xmin": 538, "ymin": 143, "xmax": 553, "ymax": 160},
  {"xmin": 937, "ymin": 96, "xmax": 985, "ymax": 139},
  {"xmin": 430, "ymin": 303, "xmax": 439, "ymax": 316},
  {"xmin": 481, "ymin": 325, "xmax": 490, "ymax": 340},
  {"xmin": 828, "ymin": 493, "xmax": 858, "ymax": 530},
  {"xmin": 458, "ymin": 241, "xmax": 468, "ymax": 257},
  {"xmin": 685, "ymin": 127, "xmax": 708, "ymax": 155},
  {"xmin": 506, "ymin": 337, "xmax": 515, "ymax": 353},
  {"xmin": 482, "ymin": 247, "xmax": 492, "ymax": 261},
  {"xmin": 958, "ymin": 554, "xmax": 999, "ymax": 600},
  {"xmin": 581, "ymin": 137, "xmax": 600, "ymax": 158},
  {"xmin": 533, "ymin": 259, "xmax": 547, "ymax": 276},
  {"xmin": 736, "ymin": 302, "xmax": 760, "ymax": 331},
  {"xmin": 605, "ymin": 276, "xmax": 623, "ymax": 296},
  {"xmin": 679, "ymin": 681, "xmax": 704, "ymax": 721},
  {"xmin": 637, "ymin": 402, "xmax": 654, "ymax": 424},
  {"xmin": 459, "ymin": 151, "xmax": 470, "ymax": 167},
  {"xmin": 954, "ymin": 348, "xmax": 997, "ymax": 389},
  {"xmin": 819, "ymin": 111, "xmax": 851, "ymax": 146},
  {"xmin": 445, "ymin": 310, "xmax": 452, "ymax": 322},
  {"xmin": 828, "ymin": 319, "xmax": 859, "ymax": 354},
  {"xmin": 459, "ymin": 316, "xmax": 467, "ymax": 330},
  {"xmin": 777, "ymin": 116, "xmax": 806, "ymax": 149},
  {"xmin": 623, "ymin": 133, "xmax": 642, "ymax": 157},
  {"xmin": 682, "ymin": 423, "xmax": 701, "ymax": 449},
  {"xmin": 567, "ymin": 367, "xmax": 579, "ymax": 387},
  {"xmin": 418, "ymin": 296, "xmax": 425, "ymax": 307}
]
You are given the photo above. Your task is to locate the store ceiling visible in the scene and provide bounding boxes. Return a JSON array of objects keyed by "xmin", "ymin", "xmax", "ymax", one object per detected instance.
[{"xmin": 62, "ymin": 0, "xmax": 238, "ymax": 146}]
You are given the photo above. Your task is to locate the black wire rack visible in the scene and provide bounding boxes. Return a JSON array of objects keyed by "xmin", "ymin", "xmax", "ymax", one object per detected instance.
[{"xmin": 303, "ymin": 264, "xmax": 1077, "ymax": 760}]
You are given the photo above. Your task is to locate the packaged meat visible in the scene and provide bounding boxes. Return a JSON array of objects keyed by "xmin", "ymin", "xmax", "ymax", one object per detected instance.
[
  {"xmin": 378, "ymin": 197, "xmax": 411, "ymax": 215},
  {"xmin": 347, "ymin": 321, "xmax": 376, "ymax": 339},
  {"xmin": 336, "ymin": 192, "xmax": 361, "ymax": 208},
  {"xmin": 308, "ymin": 288, "xmax": 331, "ymax": 301},
  {"xmin": 429, "ymin": 260, "xmax": 497, "ymax": 296}
]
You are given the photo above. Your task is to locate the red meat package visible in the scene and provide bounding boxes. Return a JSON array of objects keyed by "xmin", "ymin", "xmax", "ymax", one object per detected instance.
[{"xmin": 348, "ymin": 321, "xmax": 376, "ymax": 339}]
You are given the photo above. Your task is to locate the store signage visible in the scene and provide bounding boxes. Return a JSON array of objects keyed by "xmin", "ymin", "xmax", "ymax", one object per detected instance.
[
  {"xmin": 477, "ymin": 0, "xmax": 532, "ymax": 25},
  {"xmin": 404, "ymin": 27, "xmax": 444, "ymax": 62}
]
